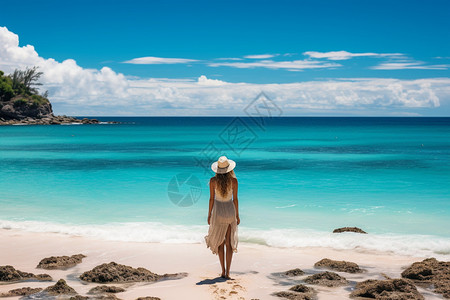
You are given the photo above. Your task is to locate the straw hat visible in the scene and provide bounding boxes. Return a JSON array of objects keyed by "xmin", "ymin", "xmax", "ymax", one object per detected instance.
[{"xmin": 211, "ymin": 156, "xmax": 236, "ymax": 174}]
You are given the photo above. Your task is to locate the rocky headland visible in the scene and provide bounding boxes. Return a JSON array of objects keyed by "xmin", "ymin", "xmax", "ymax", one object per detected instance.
[{"xmin": 0, "ymin": 68, "xmax": 116, "ymax": 125}]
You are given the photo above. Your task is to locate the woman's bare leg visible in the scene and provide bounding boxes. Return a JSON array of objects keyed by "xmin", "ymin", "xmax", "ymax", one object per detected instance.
[
  {"xmin": 225, "ymin": 224, "xmax": 233, "ymax": 278},
  {"xmin": 218, "ymin": 242, "xmax": 225, "ymax": 277}
]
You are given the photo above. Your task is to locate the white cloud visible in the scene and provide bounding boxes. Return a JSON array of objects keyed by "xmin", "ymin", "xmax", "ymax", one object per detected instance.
[
  {"xmin": 0, "ymin": 26, "xmax": 129, "ymax": 107},
  {"xmin": 209, "ymin": 59, "xmax": 341, "ymax": 70},
  {"xmin": 122, "ymin": 56, "xmax": 198, "ymax": 64},
  {"xmin": 304, "ymin": 51, "xmax": 404, "ymax": 60},
  {"xmin": 1, "ymin": 26, "xmax": 449, "ymax": 116},
  {"xmin": 197, "ymin": 75, "xmax": 226, "ymax": 86},
  {"xmin": 372, "ymin": 62, "xmax": 449, "ymax": 70},
  {"xmin": 120, "ymin": 77, "xmax": 449, "ymax": 116},
  {"xmin": 244, "ymin": 54, "xmax": 277, "ymax": 59}
]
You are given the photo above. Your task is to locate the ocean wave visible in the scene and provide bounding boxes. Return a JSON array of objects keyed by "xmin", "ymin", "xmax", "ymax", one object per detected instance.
[{"xmin": 1, "ymin": 219, "xmax": 449, "ymax": 258}]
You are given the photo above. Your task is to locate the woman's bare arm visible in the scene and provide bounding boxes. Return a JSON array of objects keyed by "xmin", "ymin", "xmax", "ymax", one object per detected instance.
[
  {"xmin": 208, "ymin": 178, "xmax": 215, "ymax": 225},
  {"xmin": 232, "ymin": 178, "xmax": 240, "ymax": 225}
]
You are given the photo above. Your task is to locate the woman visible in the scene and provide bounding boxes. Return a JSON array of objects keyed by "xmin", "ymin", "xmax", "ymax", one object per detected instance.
[{"xmin": 205, "ymin": 156, "xmax": 240, "ymax": 279}]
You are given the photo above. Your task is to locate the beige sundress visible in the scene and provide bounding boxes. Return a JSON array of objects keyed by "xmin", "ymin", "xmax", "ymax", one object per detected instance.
[{"xmin": 205, "ymin": 185, "xmax": 238, "ymax": 254}]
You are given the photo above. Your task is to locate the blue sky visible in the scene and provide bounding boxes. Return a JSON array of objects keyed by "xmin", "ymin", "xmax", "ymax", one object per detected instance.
[{"xmin": 1, "ymin": 0, "xmax": 450, "ymax": 115}]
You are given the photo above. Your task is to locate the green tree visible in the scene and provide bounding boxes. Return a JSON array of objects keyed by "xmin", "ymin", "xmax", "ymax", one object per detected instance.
[
  {"xmin": 0, "ymin": 70, "xmax": 15, "ymax": 102},
  {"xmin": 8, "ymin": 67, "xmax": 43, "ymax": 95},
  {"xmin": 22, "ymin": 66, "xmax": 43, "ymax": 94},
  {"xmin": 1, "ymin": 68, "xmax": 48, "ymax": 103}
]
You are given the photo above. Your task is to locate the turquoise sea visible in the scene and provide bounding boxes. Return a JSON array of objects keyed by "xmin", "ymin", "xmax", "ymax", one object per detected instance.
[{"xmin": 0, "ymin": 117, "xmax": 449, "ymax": 257}]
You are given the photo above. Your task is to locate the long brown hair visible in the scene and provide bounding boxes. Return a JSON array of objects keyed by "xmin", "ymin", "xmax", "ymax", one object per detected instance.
[{"xmin": 215, "ymin": 170, "xmax": 236, "ymax": 197}]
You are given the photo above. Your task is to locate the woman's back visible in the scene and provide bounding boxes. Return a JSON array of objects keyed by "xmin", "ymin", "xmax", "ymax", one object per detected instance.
[
  {"xmin": 214, "ymin": 185, "xmax": 233, "ymax": 202},
  {"xmin": 205, "ymin": 156, "xmax": 239, "ymax": 278},
  {"xmin": 212, "ymin": 180, "xmax": 235, "ymax": 223}
]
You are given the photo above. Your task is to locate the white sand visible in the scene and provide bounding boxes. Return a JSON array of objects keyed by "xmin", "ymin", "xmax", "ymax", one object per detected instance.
[{"xmin": 0, "ymin": 229, "xmax": 441, "ymax": 299}]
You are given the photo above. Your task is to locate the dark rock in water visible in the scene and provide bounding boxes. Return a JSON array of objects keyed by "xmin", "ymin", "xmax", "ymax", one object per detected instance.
[
  {"xmin": 284, "ymin": 268, "xmax": 305, "ymax": 277},
  {"xmin": 136, "ymin": 297, "xmax": 161, "ymax": 300},
  {"xmin": 304, "ymin": 271, "xmax": 348, "ymax": 287},
  {"xmin": 0, "ymin": 265, "xmax": 52, "ymax": 282},
  {"xmin": 350, "ymin": 278, "xmax": 424, "ymax": 299},
  {"xmin": 37, "ymin": 254, "xmax": 86, "ymax": 270},
  {"xmin": 44, "ymin": 279, "xmax": 77, "ymax": 295},
  {"xmin": 314, "ymin": 258, "xmax": 363, "ymax": 273},
  {"xmin": 401, "ymin": 258, "xmax": 450, "ymax": 298},
  {"xmin": 80, "ymin": 262, "xmax": 186, "ymax": 283},
  {"xmin": 0, "ymin": 287, "xmax": 43, "ymax": 297},
  {"xmin": 274, "ymin": 290, "xmax": 315, "ymax": 300},
  {"xmin": 89, "ymin": 285, "xmax": 126, "ymax": 294},
  {"xmin": 81, "ymin": 118, "xmax": 100, "ymax": 124},
  {"xmin": 333, "ymin": 227, "xmax": 367, "ymax": 234}
]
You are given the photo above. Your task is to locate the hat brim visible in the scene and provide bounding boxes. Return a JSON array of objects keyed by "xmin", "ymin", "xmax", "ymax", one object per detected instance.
[{"xmin": 211, "ymin": 160, "xmax": 236, "ymax": 174}]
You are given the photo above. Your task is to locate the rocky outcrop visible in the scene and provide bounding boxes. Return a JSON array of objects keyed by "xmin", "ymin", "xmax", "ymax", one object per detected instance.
[
  {"xmin": 37, "ymin": 254, "xmax": 86, "ymax": 270},
  {"xmin": 350, "ymin": 278, "xmax": 424, "ymax": 299},
  {"xmin": 289, "ymin": 285, "xmax": 314, "ymax": 293},
  {"xmin": 136, "ymin": 298, "xmax": 161, "ymax": 300},
  {"xmin": 0, "ymin": 114, "xmax": 106, "ymax": 125},
  {"xmin": 304, "ymin": 271, "xmax": 348, "ymax": 287},
  {"xmin": 284, "ymin": 268, "xmax": 305, "ymax": 277},
  {"xmin": 401, "ymin": 258, "xmax": 450, "ymax": 298},
  {"xmin": 1, "ymin": 68, "xmax": 114, "ymax": 125},
  {"xmin": 70, "ymin": 295, "xmax": 124, "ymax": 300},
  {"xmin": 80, "ymin": 262, "xmax": 186, "ymax": 283},
  {"xmin": 314, "ymin": 258, "xmax": 363, "ymax": 273},
  {"xmin": 70, "ymin": 296, "xmax": 89, "ymax": 300},
  {"xmin": 0, "ymin": 95, "xmax": 52, "ymax": 120},
  {"xmin": 44, "ymin": 278, "xmax": 77, "ymax": 295},
  {"xmin": 89, "ymin": 286, "xmax": 126, "ymax": 294},
  {"xmin": 0, "ymin": 287, "xmax": 42, "ymax": 297},
  {"xmin": 81, "ymin": 118, "xmax": 101, "ymax": 124},
  {"xmin": 93, "ymin": 295, "xmax": 122, "ymax": 300},
  {"xmin": 274, "ymin": 284, "xmax": 317, "ymax": 299},
  {"xmin": 0, "ymin": 96, "xmax": 114, "ymax": 125},
  {"xmin": 333, "ymin": 227, "xmax": 367, "ymax": 234},
  {"xmin": 274, "ymin": 289, "xmax": 316, "ymax": 300},
  {"xmin": 0, "ymin": 265, "xmax": 52, "ymax": 282}
]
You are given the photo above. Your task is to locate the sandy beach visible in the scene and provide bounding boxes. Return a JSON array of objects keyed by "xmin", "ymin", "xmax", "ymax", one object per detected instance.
[
  {"xmin": 2, "ymin": 0, "xmax": 450, "ymax": 298},
  {"xmin": 0, "ymin": 228, "xmax": 444, "ymax": 300}
]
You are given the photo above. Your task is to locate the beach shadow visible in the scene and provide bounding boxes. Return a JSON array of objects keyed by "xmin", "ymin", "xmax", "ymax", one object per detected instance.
[{"xmin": 196, "ymin": 276, "xmax": 227, "ymax": 285}]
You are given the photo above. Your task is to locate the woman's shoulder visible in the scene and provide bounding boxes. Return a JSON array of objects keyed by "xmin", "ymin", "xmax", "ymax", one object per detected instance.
[{"xmin": 209, "ymin": 177, "xmax": 216, "ymax": 184}]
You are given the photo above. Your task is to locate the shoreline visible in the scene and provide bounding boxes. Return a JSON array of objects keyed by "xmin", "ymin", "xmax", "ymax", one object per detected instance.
[
  {"xmin": 1, "ymin": 219, "xmax": 449, "ymax": 259},
  {"xmin": 0, "ymin": 228, "xmax": 444, "ymax": 299},
  {"xmin": 0, "ymin": 115, "xmax": 119, "ymax": 125}
]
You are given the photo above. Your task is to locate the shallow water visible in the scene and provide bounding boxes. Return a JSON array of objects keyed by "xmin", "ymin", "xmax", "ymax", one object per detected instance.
[{"xmin": 0, "ymin": 117, "xmax": 449, "ymax": 256}]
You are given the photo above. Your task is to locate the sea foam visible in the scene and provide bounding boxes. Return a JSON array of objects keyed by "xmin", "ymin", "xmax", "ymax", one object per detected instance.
[{"xmin": 1, "ymin": 219, "xmax": 449, "ymax": 259}]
